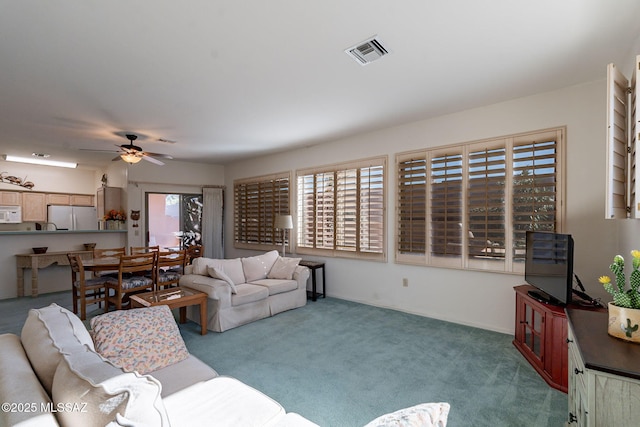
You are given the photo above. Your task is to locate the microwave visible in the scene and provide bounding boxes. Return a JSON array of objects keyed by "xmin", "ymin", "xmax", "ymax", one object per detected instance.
[{"xmin": 0, "ymin": 205, "xmax": 22, "ymax": 223}]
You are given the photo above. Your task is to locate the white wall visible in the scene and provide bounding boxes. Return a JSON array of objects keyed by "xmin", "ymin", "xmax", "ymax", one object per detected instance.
[{"xmin": 225, "ymin": 80, "xmax": 615, "ymax": 334}]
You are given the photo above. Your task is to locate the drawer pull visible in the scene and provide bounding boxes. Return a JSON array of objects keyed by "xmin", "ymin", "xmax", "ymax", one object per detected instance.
[
  {"xmin": 569, "ymin": 412, "xmax": 577, "ymax": 423},
  {"xmin": 574, "ymin": 368, "xmax": 584, "ymax": 375},
  {"xmin": 566, "ymin": 338, "xmax": 574, "ymax": 343}
]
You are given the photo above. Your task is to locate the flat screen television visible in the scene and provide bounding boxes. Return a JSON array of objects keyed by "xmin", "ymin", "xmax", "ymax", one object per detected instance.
[{"xmin": 524, "ymin": 231, "xmax": 574, "ymax": 305}]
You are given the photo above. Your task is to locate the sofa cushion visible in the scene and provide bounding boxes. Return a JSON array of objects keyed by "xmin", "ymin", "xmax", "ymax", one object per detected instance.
[
  {"xmin": 151, "ymin": 355, "xmax": 218, "ymax": 398},
  {"xmin": 208, "ymin": 266, "xmax": 237, "ymax": 293},
  {"xmin": 51, "ymin": 345, "xmax": 169, "ymax": 427},
  {"xmin": 242, "ymin": 250, "xmax": 280, "ymax": 282},
  {"xmin": 163, "ymin": 376, "xmax": 285, "ymax": 427},
  {"xmin": 192, "ymin": 257, "xmax": 246, "ymax": 284},
  {"xmin": 20, "ymin": 303, "xmax": 95, "ymax": 395},
  {"xmin": 251, "ymin": 278, "xmax": 298, "ymax": 296},
  {"xmin": 91, "ymin": 305, "xmax": 189, "ymax": 375},
  {"xmin": 268, "ymin": 257, "xmax": 302, "ymax": 280},
  {"xmin": 0, "ymin": 334, "xmax": 58, "ymax": 427},
  {"xmin": 231, "ymin": 283, "xmax": 270, "ymax": 306}
]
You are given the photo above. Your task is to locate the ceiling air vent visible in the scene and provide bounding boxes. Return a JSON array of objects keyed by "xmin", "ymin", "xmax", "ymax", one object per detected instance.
[{"xmin": 345, "ymin": 36, "xmax": 390, "ymax": 66}]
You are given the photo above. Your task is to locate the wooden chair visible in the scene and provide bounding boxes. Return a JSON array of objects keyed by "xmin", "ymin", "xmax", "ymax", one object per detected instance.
[
  {"xmin": 185, "ymin": 244, "xmax": 203, "ymax": 265},
  {"xmin": 155, "ymin": 250, "xmax": 186, "ymax": 290},
  {"xmin": 105, "ymin": 252, "xmax": 157, "ymax": 311},
  {"xmin": 67, "ymin": 253, "xmax": 116, "ymax": 320},
  {"xmin": 93, "ymin": 247, "xmax": 127, "ymax": 258},
  {"xmin": 130, "ymin": 245, "xmax": 160, "ymax": 255},
  {"xmin": 92, "ymin": 247, "xmax": 126, "ymax": 277}
]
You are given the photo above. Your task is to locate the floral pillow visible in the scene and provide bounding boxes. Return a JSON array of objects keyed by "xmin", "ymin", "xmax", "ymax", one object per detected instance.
[
  {"xmin": 90, "ymin": 305, "xmax": 189, "ymax": 375},
  {"xmin": 267, "ymin": 257, "xmax": 301, "ymax": 280}
]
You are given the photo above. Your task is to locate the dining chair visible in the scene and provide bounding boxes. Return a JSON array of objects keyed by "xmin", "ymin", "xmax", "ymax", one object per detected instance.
[
  {"xmin": 155, "ymin": 250, "xmax": 186, "ymax": 290},
  {"xmin": 67, "ymin": 253, "xmax": 116, "ymax": 320},
  {"xmin": 92, "ymin": 246, "xmax": 126, "ymax": 277},
  {"xmin": 185, "ymin": 244, "xmax": 203, "ymax": 265},
  {"xmin": 130, "ymin": 245, "xmax": 160, "ymax": 255},
  {"xmin": 105, "ymin": 252, "xmax": 157, "ymax": 311}
]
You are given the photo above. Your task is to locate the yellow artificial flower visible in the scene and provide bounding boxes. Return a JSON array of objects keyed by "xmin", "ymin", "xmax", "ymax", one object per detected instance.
[
  {"xmin": 632, "ymin": 250, "xmax": 640, "ymax": 259},
  {"xmin": 598, "ymin": 275, "xmax": 611, "ymax": 284}
]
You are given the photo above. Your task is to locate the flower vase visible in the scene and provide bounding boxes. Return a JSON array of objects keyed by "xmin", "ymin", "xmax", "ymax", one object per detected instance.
[{"xmin": 607, "ymin": 302, "xmax": 640, "ymax": 343}]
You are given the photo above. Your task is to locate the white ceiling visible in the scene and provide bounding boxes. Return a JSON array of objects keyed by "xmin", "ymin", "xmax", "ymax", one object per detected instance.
[{"xmin": 1, "ymin": 1, "xmax": 639, "ymax": 169}]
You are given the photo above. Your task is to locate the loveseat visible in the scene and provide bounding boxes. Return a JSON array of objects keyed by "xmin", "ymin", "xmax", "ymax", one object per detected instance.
[
  {"xmin": 179, "ymin": 250, "xmax": 310, "ymax": 332},
  {"xmin": 0, "ymin": 303, "xmax": 318, "ymax": 427}
]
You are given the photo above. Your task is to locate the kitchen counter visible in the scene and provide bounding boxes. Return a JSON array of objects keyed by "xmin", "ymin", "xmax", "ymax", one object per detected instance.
[{"xmin": 0, "ymin": 230, "xmax": 125, "ymax": 235}]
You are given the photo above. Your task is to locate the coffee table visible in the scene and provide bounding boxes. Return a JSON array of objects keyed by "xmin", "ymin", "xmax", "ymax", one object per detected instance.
[{"xmin": 130, "ymin": 287, "xmax": 208, "ymax": 335}]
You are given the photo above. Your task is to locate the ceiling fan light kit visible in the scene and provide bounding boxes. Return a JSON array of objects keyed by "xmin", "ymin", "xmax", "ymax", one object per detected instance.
[{"xmin": 120, "ymin": 153, "xmax": 142, "ymax": 164}]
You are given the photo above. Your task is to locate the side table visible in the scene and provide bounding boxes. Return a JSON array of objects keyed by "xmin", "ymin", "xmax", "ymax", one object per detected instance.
[{"xmin": 299, "ymin": 260, "xmax": 325, "ymax": 301}]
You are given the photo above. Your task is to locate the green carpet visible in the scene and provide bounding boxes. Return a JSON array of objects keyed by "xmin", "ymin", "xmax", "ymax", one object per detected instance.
[{"xmin": 0, "ymin": 292, "xmax": 567, "ymax": 426}]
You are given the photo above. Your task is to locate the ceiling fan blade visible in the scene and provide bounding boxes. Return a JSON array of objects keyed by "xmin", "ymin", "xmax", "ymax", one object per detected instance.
[
  {"xmin": 141, "ymin": 155, "xmax": 165, "ymax": 165},
  {"xmin": 79, "ymin": 148, "xmax": 120, "ymax": 153},
  {"xmin": 144, "ymin": 151, "xmax": 173, "ymax": 159}
]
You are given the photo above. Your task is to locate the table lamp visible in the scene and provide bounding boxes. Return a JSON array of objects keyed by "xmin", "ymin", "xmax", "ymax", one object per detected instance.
[{"xmin": 274, "ymin": 214, "xmax": 293, "ymax": 257}]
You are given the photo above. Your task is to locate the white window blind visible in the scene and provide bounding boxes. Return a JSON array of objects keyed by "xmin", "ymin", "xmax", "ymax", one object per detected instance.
[
  {"xmin": 297, "ymin": 157, "xmax": 386, "ymax": 260},
  {"xmin": 234, "ymin": 173, "xmax": 290, "ymax": 249},
  {"xmin": 396, "ymin": 128, "xmax": 564, "ymax": 273}
]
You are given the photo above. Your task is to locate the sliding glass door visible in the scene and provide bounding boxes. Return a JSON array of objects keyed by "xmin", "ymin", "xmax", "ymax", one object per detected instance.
[{"xmin": 146, "ymin": 193, "xmax": 203, "ymax": 249}]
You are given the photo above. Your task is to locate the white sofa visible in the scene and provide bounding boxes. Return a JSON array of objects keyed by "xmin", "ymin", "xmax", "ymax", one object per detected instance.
[
  {"xmin": 0, "ymin": 303, "xmax": 318, "ymax": 427},
  {"xmin": 179, "ymin": 250, "xmax": 310, "ymax": 332}
]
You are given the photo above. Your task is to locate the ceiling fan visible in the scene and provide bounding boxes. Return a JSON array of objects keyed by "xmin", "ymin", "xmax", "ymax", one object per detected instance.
[{"xmin": 84, "ymin": 134, "xmax": 174, "ymax": 165}]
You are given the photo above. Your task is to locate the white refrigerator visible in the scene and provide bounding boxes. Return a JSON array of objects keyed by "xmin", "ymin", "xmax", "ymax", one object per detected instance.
[{"xmin": 47, "ymin": 205, "xmax": 98, "ymax": 230}]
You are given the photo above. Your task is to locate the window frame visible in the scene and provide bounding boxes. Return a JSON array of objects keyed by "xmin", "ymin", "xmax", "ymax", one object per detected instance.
[
  {"xmin": 396, "ymin": 127, "xmax": 565, "ymax": 274},
  {"xmin": 233, "ymin": 172, "xmax": 291, "ymax": 251},
  {"xmin": 296, "ymin": 156, "xmax": 387, "ymax": 261}
]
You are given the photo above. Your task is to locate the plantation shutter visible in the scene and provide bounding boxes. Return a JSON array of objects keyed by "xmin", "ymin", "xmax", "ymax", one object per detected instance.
[
  {"xmin": 629, "ymin": 56, "xmax": 640, "ymax": 218},
  {"xmin": 512, "ymin": 132, "xmax": 559, "ymax": 261},
  {"xmin": 430, "ymin": 151, "xmax": 463, "ymax": 258},
  {"xmin": 297, "ymin": 157, "xmax": 386, "ymax": 259},
  {"xmin": 467, "ymin": 145, "xmax": 506, "ymax": 259},
  {"xmin": 359, "ymin": 165, "xmax": 384, "ymax": 253},
  {"xmin": 234, "ymin": 173, "xmax": 289, "ymax": 248},
  {"xmin": 397, "ymin": 155, "xmax": 427, "ymax": 256},
  {"xmin": 606, "ymin": 62, "xmax": 630, "ymax": 219}
]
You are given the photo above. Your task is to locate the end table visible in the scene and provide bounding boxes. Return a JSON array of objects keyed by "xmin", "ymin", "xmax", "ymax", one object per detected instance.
[{"xmin": 299, "ymin": 260, "xmax": 325, "ymax": 301}]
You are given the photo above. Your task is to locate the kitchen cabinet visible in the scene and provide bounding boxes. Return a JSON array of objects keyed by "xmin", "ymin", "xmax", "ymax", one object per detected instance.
[
  {"xmin": 0, "ymin": 191, "xmax": 21, "ymax": 205},
  {"xmin": 70, "ymin": 194, "xmax": 94, "ymax": 206},
  {"xmin": 96, "ymin": 187, "xmax": 122, "ymax": 219},
  {"xmin": 46, "ymin": 194, "xmax": 70, "ymax": 205},
  {"xmin": 22, "ymin": 192, "xmax": 46, "ymax": 222},
  {"xmin": 46, "ymin": 193, "xmax": 94, "ymax": 206}
]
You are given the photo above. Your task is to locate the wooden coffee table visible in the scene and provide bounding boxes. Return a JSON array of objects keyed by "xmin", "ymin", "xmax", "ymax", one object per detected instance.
[{"xmin": 130, "ymin": 287, "xmax": 208, "ymax": 335}]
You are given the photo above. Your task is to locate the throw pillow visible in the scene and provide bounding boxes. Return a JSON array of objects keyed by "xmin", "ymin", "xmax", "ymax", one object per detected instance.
[
  {"xmin": 207, "ymin": 266, "xmax": 237, "ymax": 294},
  {"xmin": 363, "ymin": 402, "xmax": 450, "ymax": 427},
  {"xmin": 267, "ymin": 257, "xmax": 301, "ymax": 280},
  {"xmin": 52, "ymin": 345, "xmax": 169, "ymax": 427},
  {"xmin": 241, "ymin": 250, "xmax": 280, "ymax": 282},
  {"xmin": 20, "ymin": 303, "xmax": 95, "ymax": 395},
  {"xmin": 90, "ymin": 305, "xmax": 189, "ymax": 375}
]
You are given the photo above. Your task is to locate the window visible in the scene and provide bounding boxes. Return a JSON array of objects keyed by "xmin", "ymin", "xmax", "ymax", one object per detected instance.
[
  {"xmin": 606, "ymin": 57, "xmax": 639, "ymax": 218},
  {"xmin": 396, "ymin": 128, "xmax": 564, "ymax": 273},
  {"xmin": 234, "ymin": 173, "xmax": 290, "ymax": 250},
  {"xmin": 297, "ymin": 157, "xmax": 386, "ymax": 260}
]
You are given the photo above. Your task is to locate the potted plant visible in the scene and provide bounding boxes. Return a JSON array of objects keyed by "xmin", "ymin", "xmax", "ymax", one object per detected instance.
[{"xmin": 600, "ymin": 250, "xmax": 640, "ymax": 342}]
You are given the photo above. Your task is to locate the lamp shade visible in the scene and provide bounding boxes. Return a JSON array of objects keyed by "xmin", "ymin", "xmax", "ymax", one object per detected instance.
[
  {"xmin": 121, "ymin": 153, "xmax": 142, "ymax": 164},
  {"xmin": 274, "ymin": 214, "xmax": 293, "ymax": 229}
]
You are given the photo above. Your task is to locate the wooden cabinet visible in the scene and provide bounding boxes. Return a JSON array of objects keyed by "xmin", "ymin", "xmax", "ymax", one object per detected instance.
[
  {"xmin": 567, "ymin": 309, "xmax": 640, "ymax": 425},
  {"xmin": 46, "ymin": 193, "xmax": 94, "ymax": 206},
  {"xmin": 46, "ymin": 193, "xmax": 70, "ymax": 205},
  {"xmin": 70, "ymin": 194, "xmax": 93, "ymax": 206},
  {"xmin": 96, "ymin": 187, "xmax": 122, "ymax": 219},
  {"xmin": 513, "ymin": 285, "xmax": 568, "ymax": 392},
  {"xmin": 22, "ymin": 192, "xmax": 46, "ymax": 222},
  {"xmin": 0, "ymin": 191, "xmax": 21, "ymax": 205}
]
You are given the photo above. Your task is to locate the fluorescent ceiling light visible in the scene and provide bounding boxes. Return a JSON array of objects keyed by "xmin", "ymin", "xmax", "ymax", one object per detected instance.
[{"xmin": 3, "ymin": 155, "xmax": 77, "ymax": 169}]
